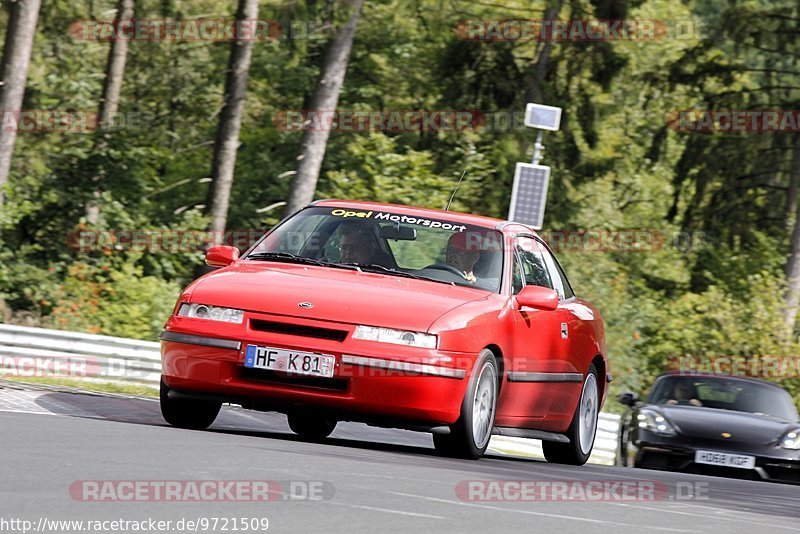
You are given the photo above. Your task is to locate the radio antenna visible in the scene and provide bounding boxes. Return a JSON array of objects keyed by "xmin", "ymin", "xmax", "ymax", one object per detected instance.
[{"xmin": 445, "ymin": 170, "xmax": 467, "ymax": 211}]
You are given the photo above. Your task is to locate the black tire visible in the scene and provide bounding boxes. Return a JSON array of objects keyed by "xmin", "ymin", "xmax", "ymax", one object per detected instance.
[
  {"xmin": 543, "ymin": 363, "xmax": 600, "ymax": 466},
  {"xmin": 287, "ymin": 412, "xmax": 337, "ymax": 441},
  {"xmin": 433, "ymin": 349, "xmax": 498, "ymax": 460},
  {"xmin": 160, "ymin": 379, "xmax": 221, "ymax": 430}
]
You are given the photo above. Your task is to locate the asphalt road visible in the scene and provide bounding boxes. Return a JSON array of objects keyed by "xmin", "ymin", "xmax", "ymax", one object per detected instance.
[{"xmin": 1, "ymin": 381, "xmax": 798, "ymax": 534}]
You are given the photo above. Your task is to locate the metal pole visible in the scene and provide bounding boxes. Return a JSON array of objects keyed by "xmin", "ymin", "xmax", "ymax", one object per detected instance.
[{"xmin": 531, "ymin": 130, "xmax": 544, "ymax": 165}]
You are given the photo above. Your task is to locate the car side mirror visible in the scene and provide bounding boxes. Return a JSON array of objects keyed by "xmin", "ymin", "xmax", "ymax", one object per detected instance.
[
  {"xmin": 205, "ymin": 245, "xmax": 240, "ymax": 267},
  {"xmin": 515, "ymin": 285, "xmax": 559, "ymax": 311},
  {"xmin": 618, "ymin": 392, "xmax": 639, "ymax": 407}
]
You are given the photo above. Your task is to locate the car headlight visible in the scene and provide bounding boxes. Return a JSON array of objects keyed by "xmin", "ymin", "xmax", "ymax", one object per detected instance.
[
  {"xmin": 637, "ymin": 409, "xmax": 678, "ymax": 437},
  {"xmin": 353, "ymin": 326, "xmax": 437, "ymax": 349},
  {"xmin": 780, "ymin": 429, "xmax": 800, "ymax": 450},
  {"xmin": 177, "ymin": 303, "xmax": 244, "ymax": 324}
]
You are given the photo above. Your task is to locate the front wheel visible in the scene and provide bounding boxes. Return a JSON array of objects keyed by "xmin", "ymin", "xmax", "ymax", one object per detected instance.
[
  {"xmin": 287, "ymin": 412, "xmax": 337, "ymax": 441},
  {"xmin": 160, "ymin": 379, "xmax": 221, "ymax": 430},
  {"xmin": 433, "ymin": 349, "xmax": 498, "ymax": 459},
  {"xmin": 543, "ymin": 364, "xmax": 600, "ymax": 466}
]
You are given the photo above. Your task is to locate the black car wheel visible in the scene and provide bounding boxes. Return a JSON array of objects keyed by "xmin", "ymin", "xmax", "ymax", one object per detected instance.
[
  {"xmin": 543, "ymin": 364, "xmax": 600, "ymax": 466},
  {"xmin": 433, "ymin": 349, "xmax": 498, "ymax": 460},
  {"xmin": 287, "ymin": 412, "xmax": 338, "ymax": 440},
  {"xmin": 160, "ymin": 379, "xmax": 221, "ymax": 430}
]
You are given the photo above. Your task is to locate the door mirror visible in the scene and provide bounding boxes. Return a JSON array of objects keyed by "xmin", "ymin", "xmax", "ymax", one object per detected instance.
[
  {"xmin": 205, "ymin": 245, "xmax": 240, "ymax": 267},
  {"xmin": 618, "ymin": 392, "xmax": 639, "ymax": 407},
  {"xmin": 515, "ymin": 285, "xmax": 559, "ymax": 311}
]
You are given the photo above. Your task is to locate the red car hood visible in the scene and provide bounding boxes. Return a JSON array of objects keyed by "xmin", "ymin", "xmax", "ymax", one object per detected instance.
[{"xmin": 187, "ymin": 262, "xmax": 490, "ymax": 332}]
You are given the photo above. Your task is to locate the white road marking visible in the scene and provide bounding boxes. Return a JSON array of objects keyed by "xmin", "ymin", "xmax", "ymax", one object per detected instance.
[
  {"xmin": 606, "ymin": 501, "xmax": 800, "ymax": 531},
  {"xmin": 325, "ymin": 500, "xmax": 446, "ymax": 519},
  {"xmin": 381, "ymin": 490, "xmax": 694, "ymax": 532}
]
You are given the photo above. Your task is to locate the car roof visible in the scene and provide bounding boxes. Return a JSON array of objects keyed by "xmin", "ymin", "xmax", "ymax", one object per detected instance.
[
  {"xmin": 656, "ymin": 371, "xmax": 787, "ymax": 390},
  {"xmin": 310, "ymin": 199, "xmax": 538, "ymax": 234}
]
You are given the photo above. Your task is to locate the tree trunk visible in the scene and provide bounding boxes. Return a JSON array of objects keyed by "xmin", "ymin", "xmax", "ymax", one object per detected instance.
[
  {"xmin": 98, "ymin": 0, "xmax": 135, "ymax": 126},
  {"xmin": 283, "ymin": 0, "xmax": 363, "ymax": 216},
  {"xmin": 86, "ymin": 0, "xmax": 135, "ymax": 224},
  {"xmin": 786, "ymin": 136, "xmax": 800, "ymax": 229},
  {"xmin": 782, "ymin": 137, "xmax": 800, "ymax": 334},
  {"xmin": 523, "ymin": 2, "xmax": 561, "ymax": 105},
  {"xmin": 205, "ymin": 0, "xmax": 259, "ymax": 241},
  {"xmin": 0, "ymin": 0, "xmax": 42, "ymax": 207}
]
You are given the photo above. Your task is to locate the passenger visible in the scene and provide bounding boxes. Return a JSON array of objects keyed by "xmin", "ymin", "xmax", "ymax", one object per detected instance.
[
  {"xmin": 666, "ymin": 381, "xmax": 703, "ymax": 407},
  {"xmin": 446, "ymin": 231, "xmax": 481, "ymax": 284}
]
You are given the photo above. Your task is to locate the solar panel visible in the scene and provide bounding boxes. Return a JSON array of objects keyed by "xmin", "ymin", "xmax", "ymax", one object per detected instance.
[
  {"xmin": 524, "ymin": 103, "xmax": 562, "ymax": 131},
  {"xmin": 508, "ymin": 163, "xmax": 550, "ymax": 230}
]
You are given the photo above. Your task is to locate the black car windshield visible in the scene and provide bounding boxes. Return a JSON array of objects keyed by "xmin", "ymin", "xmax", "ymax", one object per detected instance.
[
  {"xmin": 245, "ymin": 206, "xmax": 504, "ymax": 292},
  {"xmin": 648, "ymin": 375, "xmax": 799, "ymax": 421}
]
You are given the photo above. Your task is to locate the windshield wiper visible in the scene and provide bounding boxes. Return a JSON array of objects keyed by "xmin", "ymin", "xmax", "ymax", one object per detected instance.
[
  {"xmin": 246, "ymin": 252, "xmax": 360, "ymax": 271},
  {"xmin": 336, "ymin": 263, "xmax": 453, "ymax": 284}
]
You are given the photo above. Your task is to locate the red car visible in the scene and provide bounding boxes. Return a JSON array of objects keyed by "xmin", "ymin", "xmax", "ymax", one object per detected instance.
[{"xmin": 160, "ymin": 200, "xmax": 608, "ymax": 462}]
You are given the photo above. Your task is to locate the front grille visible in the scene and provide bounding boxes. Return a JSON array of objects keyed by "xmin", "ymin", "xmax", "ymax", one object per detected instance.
[
  {"xmin": 250, "ymin": 319, "xmax": 348, "ymax": 342},
  {"xmin": 240, "ymin": 367, "xmax": 349, "ymax": 392}
]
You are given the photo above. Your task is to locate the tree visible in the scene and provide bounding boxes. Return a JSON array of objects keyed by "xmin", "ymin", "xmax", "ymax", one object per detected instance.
[
  {"xmin": 283, "ymin": 0, "xmax": 363, "ymax": 216},
  {"xmin": 0, "ymin": 0, "xmax": 42, "ymax": 206},
  {"xmin": 86, "ymin": 0, "xmax": 135, "ymax": 224},
  {"xmin": 784, "ymin": 139, "xmax": 800, "ymax": 332},
  {"xmin": 205, "ymin": 0, "xmax": 259, "ymax": 240}
]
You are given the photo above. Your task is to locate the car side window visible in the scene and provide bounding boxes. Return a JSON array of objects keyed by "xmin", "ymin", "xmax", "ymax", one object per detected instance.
[
  {"xmin": 553, "ymin": 258, "xmax": 575, "ymax": 299},
  {"xmin": 515, "ymin": 237, "xmax": 552, "ymax": 290},
  {"xmin": 538, "ymin": 242, "xmax": 574, "ymax": 299},
  {"xmin": 512, "ymin": 256, "xmax": 524, "ymax": 294}
]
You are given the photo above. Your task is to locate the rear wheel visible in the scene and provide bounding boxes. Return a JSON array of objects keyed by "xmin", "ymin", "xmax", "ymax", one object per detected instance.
[
  {"xmin": 160, "ymin": 379, "xmax": 221, "ymax": 430},
  {"xmin": 433, "ymin": 349, "xmax": 498, "ymax": 459},
  {"xmin": 287, "ymin": 412, "xmax": 337, "ymax": 441},
  {"xmin": 543, "ymin": 364, "xmax": 600, "ymax": 466}
]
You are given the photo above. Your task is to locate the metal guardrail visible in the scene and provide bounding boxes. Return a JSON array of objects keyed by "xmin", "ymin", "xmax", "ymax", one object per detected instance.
[
  {"xmin": 0, "ymin": 323, "xmax": 621, "ymax": 464},
  {"xmin": 0, "ymin": 324, "xmax": 161, "ymax": 386}
]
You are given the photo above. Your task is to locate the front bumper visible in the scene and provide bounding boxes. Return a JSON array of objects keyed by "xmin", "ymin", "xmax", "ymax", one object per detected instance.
[
  {"xmin": 631, "ymin": 435, "xmax": 800, "ymax": 484},
  {"xmin": 160, "ymin": 321, "xmax": 473, "ymax": 427}
]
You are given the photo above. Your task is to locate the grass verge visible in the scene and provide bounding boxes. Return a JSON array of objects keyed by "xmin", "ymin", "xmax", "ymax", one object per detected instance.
[{"xmin": 1, "ymin": 376, "xmax": 158, "ymax": 397}]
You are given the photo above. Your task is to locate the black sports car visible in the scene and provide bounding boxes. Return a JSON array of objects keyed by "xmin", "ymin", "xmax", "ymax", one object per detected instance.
[{"xmin": 617, "ymin": 372, "xmax": 800, "ymax": 483}]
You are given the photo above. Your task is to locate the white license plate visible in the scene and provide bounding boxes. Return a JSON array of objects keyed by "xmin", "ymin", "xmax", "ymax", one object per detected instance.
[
  {"xmin": 694, "ymin": 450, "xmax": 755, "ymax": 469},
  {"xmin": 244, "ymin": 345, "xmax": 335, "ymax": 378}
]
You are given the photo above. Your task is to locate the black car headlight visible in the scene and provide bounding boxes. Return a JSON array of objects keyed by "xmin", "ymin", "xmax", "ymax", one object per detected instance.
[
  {"xmin": 637, "ymin": 409, "xmax": 678, "ymax": 437},
  {"xmin": 780, "ymin": 429, "xmax": 800, "ymax": 450}
]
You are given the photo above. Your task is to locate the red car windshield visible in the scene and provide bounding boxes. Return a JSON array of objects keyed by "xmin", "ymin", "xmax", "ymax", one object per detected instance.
[{"xmin": 246, "ymin": 206, "xmax": 504, "ymax": 292}]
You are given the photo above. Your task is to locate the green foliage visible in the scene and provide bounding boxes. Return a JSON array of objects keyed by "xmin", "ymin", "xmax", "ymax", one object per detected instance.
[{"xmin": 49, "ymin": 257, "xmax": 180, "ymax": 340}]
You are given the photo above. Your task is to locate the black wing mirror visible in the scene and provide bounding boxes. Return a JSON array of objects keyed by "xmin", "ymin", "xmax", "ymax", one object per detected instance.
[{"xmin": 618, "ymin": 391, "xmax": 639, "ymax": 407}]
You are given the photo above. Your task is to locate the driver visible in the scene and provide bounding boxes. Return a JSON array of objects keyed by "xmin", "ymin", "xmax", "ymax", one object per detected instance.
[
  {"xmin": 666, "ymin": 381, "xmax": 703, "ymax": 407},
  {"xmin": 337, "ymin": 222, "xmax": 379, "ymax": 264},
  {"xmin": 446, "ymin": 231, "xmax": 481, "ymax": 284}
]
